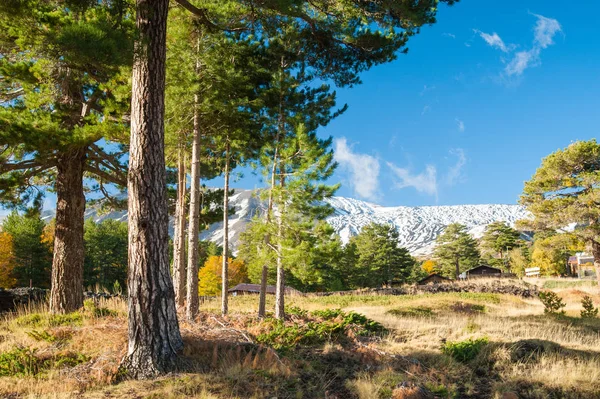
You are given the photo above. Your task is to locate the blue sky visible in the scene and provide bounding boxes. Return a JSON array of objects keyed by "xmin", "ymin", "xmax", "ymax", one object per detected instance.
[{"xmin": 233, "ymin": 0, "xmax": 600, "ymax": 207}]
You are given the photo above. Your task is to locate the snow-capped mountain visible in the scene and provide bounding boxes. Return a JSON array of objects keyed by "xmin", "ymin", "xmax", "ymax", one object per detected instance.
[{"xmin": 8, "ymin": 189, "xmax": 530, "ymax": 256}]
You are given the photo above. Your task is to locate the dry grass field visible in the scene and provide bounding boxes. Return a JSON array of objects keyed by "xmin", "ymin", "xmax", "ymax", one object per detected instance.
[{"xmin": 0, "ymin": 280, "xmax": 599, "ymax": 398}]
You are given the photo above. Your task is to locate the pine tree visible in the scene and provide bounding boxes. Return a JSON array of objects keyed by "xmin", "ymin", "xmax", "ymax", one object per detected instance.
[
  {"xmin": 434, "ymin": 223, "xmax": 480, "ymax": 279},
  {"xmin": 1, "ymin": 211, "xmax": 52, "ymax": 288},
  {"xmin": 480, "ymin": 221, "xmax": 522, "ymax": 270},
  {"xmin": 520, "ymin": 140, "xmax": 600, "ymax": 286},
  {"xmin": 0, "ymin": 0, "xmax": 132, "ymax": 312},
  {"xmin": 350, "ymin": 223, "xmax": 416, "ymax": 288},
  {"xmin": 83, "ymin": 219, "xmax": 128, "ymax": 291}
]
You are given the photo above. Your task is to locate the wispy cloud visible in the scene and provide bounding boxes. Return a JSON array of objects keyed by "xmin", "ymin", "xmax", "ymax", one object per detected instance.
[
  {"xmin": 386, "ymin": 149, "xmax": 468, "ymax": 200},
  {"xmin": 387, "ymin": 162, "xmax": 438, "ymax": 198},
  {"xmin": 505, "ymin": 13, "xmax": 562, "ymax": 77},
  {"xmin": 443, "ymin": 33, "xmax": 456, "ymax": 39},
  {"xmin": 446, "ymin": 149, "xmax": 467, "ymax": 185},
  {"xmin": 474, "ymin": 29, "xmax": 512, "ymax": 52},
  {"xmin": 421, "ymin": 105, "xmax": 431, "ymax": 116},
  {"xmin": 476, "ymin": 14, "xmax": 562, "ymax": 78},
  {"xmin": 334, "ymin": 138, "xmax": 380, "ymax": 201},
  {"xmin": 455, "ymin": 118, "xmax": 465, "ymax": 132},
  {"xmin": 533, "ymin": 13, "xmax": 562, "ymax": 48}
]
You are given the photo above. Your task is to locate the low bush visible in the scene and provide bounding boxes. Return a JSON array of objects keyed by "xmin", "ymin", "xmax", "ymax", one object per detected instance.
[
  {"xmin": 538, "ymin": 291, "xmax": 566, "ymax": 314},
  {"xmin": 256, "ymin": 309, "xmax": 385, "ymax": 351},
  {"xmin": 0, "ymin": 346, "xmax": 89, "ymax": 377},
  {"xmin": 441, "ymin": 337, "xmax": 489, "ymax": 363}
]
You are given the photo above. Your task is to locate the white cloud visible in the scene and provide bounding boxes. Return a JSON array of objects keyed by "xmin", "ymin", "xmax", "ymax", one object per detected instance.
[
  {"xmin": 446, "ymin": 149, "xmax": 467, "ymax": 185},
  {"xmin": 421, "ymin": 105, "xmax": 431, "ymax": 116},
  {"xmin": 532, "ymin": 13, "xmax": 562, "ymax": 48},
  {"xmin": 334, "ymin": 138, "xmax": 380, "ymax": 201},
  {"xmin": 502, "ymin": 13, "xmax": 562, "ymax": 77},
  {"xmin": 443, "ymin": 33, "xmax": 456, "ymax": 39},
  {"xmin": 474, "ymin": 30, "xmax": 511, "ymax": 52},
  {"xmin": 455, "ymin": 118, "xmax": 465, "ymax": 132},
  {"xmin": 387, "ymin": 162, "xmax": 438, "ymax": 197},
  {"xmin": 505, "ymin": 48, "xmax": 540, "ymax": 76}
]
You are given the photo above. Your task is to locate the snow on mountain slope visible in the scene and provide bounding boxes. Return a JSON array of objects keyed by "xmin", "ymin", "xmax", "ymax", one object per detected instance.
[
  {"xmin": 325, "ymin": 196, "xmax": 530, "ymax": 256},
  {"xmin": 7, "ymin": 189, "xmax": 530, "ymax": 256}
]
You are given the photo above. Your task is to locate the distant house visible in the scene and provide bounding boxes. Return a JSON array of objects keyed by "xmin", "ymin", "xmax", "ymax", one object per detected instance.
[
  {"xmin": 462, "ymin": 265, "xmax": 505, "ymax": 279},
  {"xmin": 417, "ymin": 274, "xmax": 451, "ymax": 285},
  {"xmin": 228, "ymin": 283, "xmax": 303, "ymax": 296}
]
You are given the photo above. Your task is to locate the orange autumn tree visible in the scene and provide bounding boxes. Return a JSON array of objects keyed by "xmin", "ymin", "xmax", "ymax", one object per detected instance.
[
  {"xmin": 198, "ymin": 256, "xmax": 248, "ymax": 296},
  {"xmin": 0, "ymin": 232, "xmax": 17, "ymax": 288}
]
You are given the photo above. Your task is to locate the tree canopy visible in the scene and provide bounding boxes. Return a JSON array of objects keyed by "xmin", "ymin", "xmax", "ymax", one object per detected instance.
[{"xmin": 520, "ymin": 140, "xmax": 600, "ymax": 284}]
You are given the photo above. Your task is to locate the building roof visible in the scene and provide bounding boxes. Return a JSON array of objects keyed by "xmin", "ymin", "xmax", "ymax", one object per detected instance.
[
  {"xmin": 228, "ymin": 283, "xmax": 303, "ymax": 295},
  {"xmin": 465, "ymin": 265, "xmax": 502, "ymax": 274}
]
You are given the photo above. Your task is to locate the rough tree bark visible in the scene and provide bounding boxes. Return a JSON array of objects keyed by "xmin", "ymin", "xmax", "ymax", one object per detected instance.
[
  {"xmin": 121, "ymin": 0, "xmax": 183, "ymax": 379},
  {"xmin": 172, "ymin": 144, "xmax": 187, "ymax": 307},
  {"xmin": 591, "ymin": 240, "xmax": 600, "ymax": 287},
  {"xmin": 185, "ymin": 90, "xmax": 201, "ymax": 321},
  {"xmin": 274, "ymin": 174, "xmax": 286, "ymax": 320},
  {"xmin": 49, "ymin": 148, "xmax": 86, "ymax": 314},
  {"xmin": 221, "ymin": 140, "xmax": 230, "ymax": 316}
]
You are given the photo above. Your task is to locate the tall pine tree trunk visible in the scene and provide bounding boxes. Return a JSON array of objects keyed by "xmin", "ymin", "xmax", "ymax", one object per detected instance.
[
  {"xmin": 122, "ymin": 0, "xmax": 182, "ymax": 378},
  {"xmin": 591, "ymin": 240, "xmax": 600, "ymax": 287},
  {"xmin": 221, "ymin": 141, "xmax": 230, "ymax": 316},
  {"xmin": 49, "ymin": 148, "xmax": 86, "ymax": 314},
  {"xmin": 274, "ymin": 175, "xmax": 286, "ymax": 320},
  {"xmin": 186, "ymin": 91, "xmax": 201, "ymax": 321},
  {"xmin": 172, "ymin": 144, "xmax": 187, "ymax": 307}
]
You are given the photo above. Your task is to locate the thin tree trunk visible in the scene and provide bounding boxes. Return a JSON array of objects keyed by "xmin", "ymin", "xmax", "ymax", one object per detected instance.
[
  {"xmin": 274, "ymin": 174, "xmax": 286, "ymax": 320},
  {"xmin": 455, "ymin": 258, "xmax": 460, "ymax": 280},
  {"xmin": 49, "ymin": 148, "xmax": 86, "ymax": 314},
  {"xmin": 221, "ymin": 141, "xmax": 230, "ymax": 316},
  {"xmin": 185, "ymin": 90, "xmax": 201, "ymax": 321},
  {"xmin": 172, "ymin": 144, "xmax": 187, "ymax": 307},
  {"xmin": 258, "ymin": 264, "xmax": 268, "ymax": 318},
  {"xmin": 121, "ymin": 0, "xmax": 182, "ymax": 379},
  {"xmin": 591, "ymin": 240, "xmax": 600, "ymax": 287}
]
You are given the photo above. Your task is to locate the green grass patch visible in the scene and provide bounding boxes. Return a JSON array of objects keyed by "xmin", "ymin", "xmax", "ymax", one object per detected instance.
[
  {"xmin": 441, "ymin": 337, "xmax": 489, "ymax": 363},
  {"xmin": 0, "ymin": 346, "xmax": 89, "ymax": 377},
  {"xmin": 256, "ymin": 309, "xmax": 385, "ymax": 351},
  {"xmin": 14, "ymin": 312, "xmax": 83, "ymax": 328},
  {"xmin": 542, "ymin": 280, "xmax": 597, "ymax": 289},
  {"xmin": 387, "ymin": 306, "xmax": 435, "ymax": 318}
]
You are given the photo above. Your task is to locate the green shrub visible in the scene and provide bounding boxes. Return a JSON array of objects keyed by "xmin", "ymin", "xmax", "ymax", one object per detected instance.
[
  {"xmin": 25, "ymin": 330, "xmax": 57, "ymax": 343},
  {"xmin": 580, "ymin": 295, "xmax": 598, "ymax": 318},
  {"xmin": 538, "ymin": 291, "xmax": 566, "ymax": 314},
  {"xmin": 0, "ymin": 347, "xmax": 89, "ymax": 377},
  {"xmin": 441, "ymin": 337, "xmax": 489, "ymax": 363},
  {"xmin": 84, "ymin": 299, "xmax": 118, "ymax": 317},
  {"xmin": 256, "ymin": 310, "xmax": 385, "ymax": 351}
]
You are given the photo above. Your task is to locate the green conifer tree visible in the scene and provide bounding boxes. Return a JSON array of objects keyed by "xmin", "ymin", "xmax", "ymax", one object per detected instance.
[
  {"xmin": 0, "ymin": 0, "xmax": 133, "ymax": 312},
  {"xmin": 434, "ymin": 223, "xmax": 481, "ymax": 279}
]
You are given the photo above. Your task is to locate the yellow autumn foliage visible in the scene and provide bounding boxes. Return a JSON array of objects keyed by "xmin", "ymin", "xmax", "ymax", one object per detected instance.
[{"xmin": 198, "ymin": 256, "xmax": 248, "ymax": 296}]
